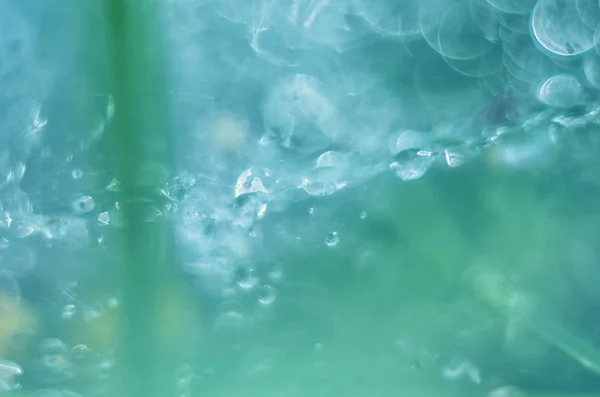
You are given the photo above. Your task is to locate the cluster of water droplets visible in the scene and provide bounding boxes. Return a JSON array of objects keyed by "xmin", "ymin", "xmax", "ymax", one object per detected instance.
[{"xmin": 157, "ymin": 0, "xmax": 600, "ymax": 338}]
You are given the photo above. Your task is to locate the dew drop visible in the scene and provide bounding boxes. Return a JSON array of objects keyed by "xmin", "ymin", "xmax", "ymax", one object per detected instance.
[
  {"xmin": 71, "ymin": 169, "xmax": 83, "ymax": 179},
  {"xmin": 257, "ymin": 285, "xmax": 277, "ymax": 306},
  {"xmin": 73, "ymin": 196, "xmax": 95, "ymax": 214},
  {"xmin": 71, "ymin": 344, "xmax": 89, "ymax": 360},
  {"xmin": 97, "ymin": 212, "xmax": 110, "ymax": 225},
  {"xmin": 325, "ymin": 231, "xmax": 339, "ymax": 247},
  {"xmin": 359, "ymin": 211, "xmax": 368, "ymax": 220},
  {"xmin": 0, "ymin": 360, "xmax": 23, "ymax": 391},
  {"xmin": 13, "ymin": 220, "xmax": 35, "ymax": 238},
  {"xmin": 61, "ymin": 304, "xmax": 76, "ymax": 319}
]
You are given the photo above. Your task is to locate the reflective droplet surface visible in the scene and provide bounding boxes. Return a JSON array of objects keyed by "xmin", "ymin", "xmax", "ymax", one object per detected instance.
[
  {"xmin": 325, "ymin": 231, "xmax": 339, "ymax": 247},
  {"xmin": 72, "ymin": 196, "xmax": 95, "ymax": 214},
  {"xmin": 390, "ymin": 150, "xmax": 436, "ymax": 181},
  {"xmin": 538, "ymin": 74, "xmax": 584, "ymax": 108},
  {"xmin": 97, "ymin": 212, "xmax": 110, "ymax": 225},
  {"xmin": 61, "ymin": 304, "xmax": 76, "ymax": 319},
  {"xmin": 0, "ymin": 361, "xmax": 23, "ymax": 391},
  {"xmin": 532, "ymin": 0, "xmax": 595, "ymax": 56},
  {"xmin": 257, "ymin": 285, "xmax": 277, "ymax": 305}
]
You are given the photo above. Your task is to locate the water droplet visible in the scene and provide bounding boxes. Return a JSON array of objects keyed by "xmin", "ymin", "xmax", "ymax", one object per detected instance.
[
  {"xmin": 0, "ymin": 238, "xmax": 9, "ymax": 249},
  {"xmin": 390, "ymin": 150, "xmax": 436, "ymax": 181},
  {"xmin": 235, "ymin": 268, "xmax": 259, "ymax": 290},
  {"xmin": 532, "ymin": 0, "xmax": 594, "ymax": 56},
  {"xmin": 71, "ymin": 169, "xmax": 83, "ymax": 179},
  {"xmin": 61, "ymin": 304, "xmax": 76, "ymax": 319},
  {"xmin": 325, "ymin": 231, "xmax": 339, "ymax": 247},
  {"xmin": 235, "ymin": 168, "xmax": 273, "ymax": 198},
  {"xmin": 73, "ymin": 196, "xmax": 95, "ymax": 213},
  {"xmin": 0, "ymin": 361, "xmax": 23, "ymax": 391},
  {"xmin": 442, "ymin": 359, "xmax": 481, "ymax": 384},
  {"xmin": 12, "ymin": 220, "xmax": 35, "ymax": 238},
  {"xmin": 214, "ymin": 310, "xmax": 247, "ymax": 330},
  {"xmin": 98, "ymin": 212, "xmax": 110, "ymax": 225},
  {"xmin": 389, "ymin": 130, "xmax": 429, "ymax": 155},
  {"xmin": 71, "ymin": 344, "xmax": 89, "ymax": 360},
  {"xmin": 443, "ymin": 149, "xmax": 465, "ymax": 167},
  {"xmin": 537, "ymin": 74, "xmax": 584, "ymax": 108},
  {"xmin": 359, "ymin": 211, "xmax": 368, "ymax": 220},
  {"xmin": 257, "ymin": 285, "xmax": 277, "ymax": 306},
  {"xmin": 0, "ymin": 213, "xmax": 12, "ymax": 229}
]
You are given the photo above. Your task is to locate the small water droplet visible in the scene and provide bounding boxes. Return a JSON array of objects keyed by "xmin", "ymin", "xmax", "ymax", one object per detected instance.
[
  {"xmin": 71, "ymin": 344, "xmax": 89, "ymax": 359},
  {"xmin": 325, "ymin": 231, "xmax": 339, "ymax": 247},
  {"xmin": 13, "ymin": 220, "xmax": 35, "ymax": 238},
  {"xmin": 98, "ymin": 212, "xmax": 110, "ymax": 225},
  {"xmin": 308, "ymin": 207, "xmax": 315, "ymax": 215},
  {"xmin": 235, "ymin": 268, "xmax": 259, "ymax": 290},
  {"xmin": 71, "ymin": 169, "xmax": 83, "ymax": 179},
  {"xmin": 73, "ymin": 196, "xmax": 95, "ymax": 213},
  {"xmin": 257, "ymin": 285, "xmax": 277, "ymax": 305},
  {"xmin": 62, "ymin": 304, "xmax": 76, "ymax": 319},
  {"xmin": 359, "ymin": 211, "xmax": 368, "ymax": 220},
  {"xmin": 444, "ymin": 150, "xmax": 465, "ymax": 168}
]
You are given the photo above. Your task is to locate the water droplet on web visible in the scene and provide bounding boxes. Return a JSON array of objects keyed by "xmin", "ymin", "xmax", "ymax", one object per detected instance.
[
  {"xmin": 71, "ymin": 169, "xmax": 83, "ymax": 179},
  {"xmin": 359, "ymin": 211, "xmax": 368, "ymax": 220},
  {"xmin": 389, "ymin": 130, "xmax": 429, "ymax": 155},
  {"xmin": 235, "ymin": 168, "xmax": 272, "ymax": 198},
  {"xmin": 0, "ymin": 212, "xmax": 12, "ymax": 229},
  {"xmin": 537, "ymin": 74, "xmax": 584, "ymax": 108},
  {"xmin": 71, "ymin": 344, "xmax": 89, "ymax": 360},
  {"xmin": 13, "ymin": 220, "xmax": 35, "ymax": 238},
  {"xmin": 61, "ymin": 304, "xmax": 76, "ymax": 319},
  {"xmin": 0, "ymin": 361, "xmax": 23, "ymax": 391},
  {"xmin": 257, "ymin": 285, "xmax": 277, "ymax": 306},
  {"xmin": 390, "ymin": 150, "xmax": 436, "ymax": 181},
  {"xmin": 532, "ymin": 0, "xmax": 594, "ymax": 56},
  {"xmin": 97, "ymin": 212, "xmax": 110, "ymax": 225},
  {"xmin": 73, "ymin": 196, "xmax": 95, "ymax": 214},
  {"xmin": 444, "ymin": 150, "xmax": 465, "ymax": 167},
  {"xmin": 235, "ymin": 268, "xmax": 259, "ymax": 290},
  {"xmin": 325, "ymin": 231, "xmax": 339, "ymax": 247}
]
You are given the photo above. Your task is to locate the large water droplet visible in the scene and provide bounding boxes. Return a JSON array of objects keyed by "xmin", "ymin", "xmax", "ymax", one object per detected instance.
[
  {"xmin": 390, "ymin": 150, "xmax": 436, "ymax": 181},
  {"xmin": 0, "ymin": 361, "xmax": 23, "ymax": 391},
  {"xmin": 537, "ymin": 74, "xmax": 584, "ymax": 108},
  {"xmin": 532, "ymin": 0, "xmax": 594, "ymax": 56}
]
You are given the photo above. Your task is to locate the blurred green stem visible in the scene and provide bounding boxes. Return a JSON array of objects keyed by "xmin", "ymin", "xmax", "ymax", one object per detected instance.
[{"xmin": 105, "ymin": 1, "xmax": 176, "ymax": 396}]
